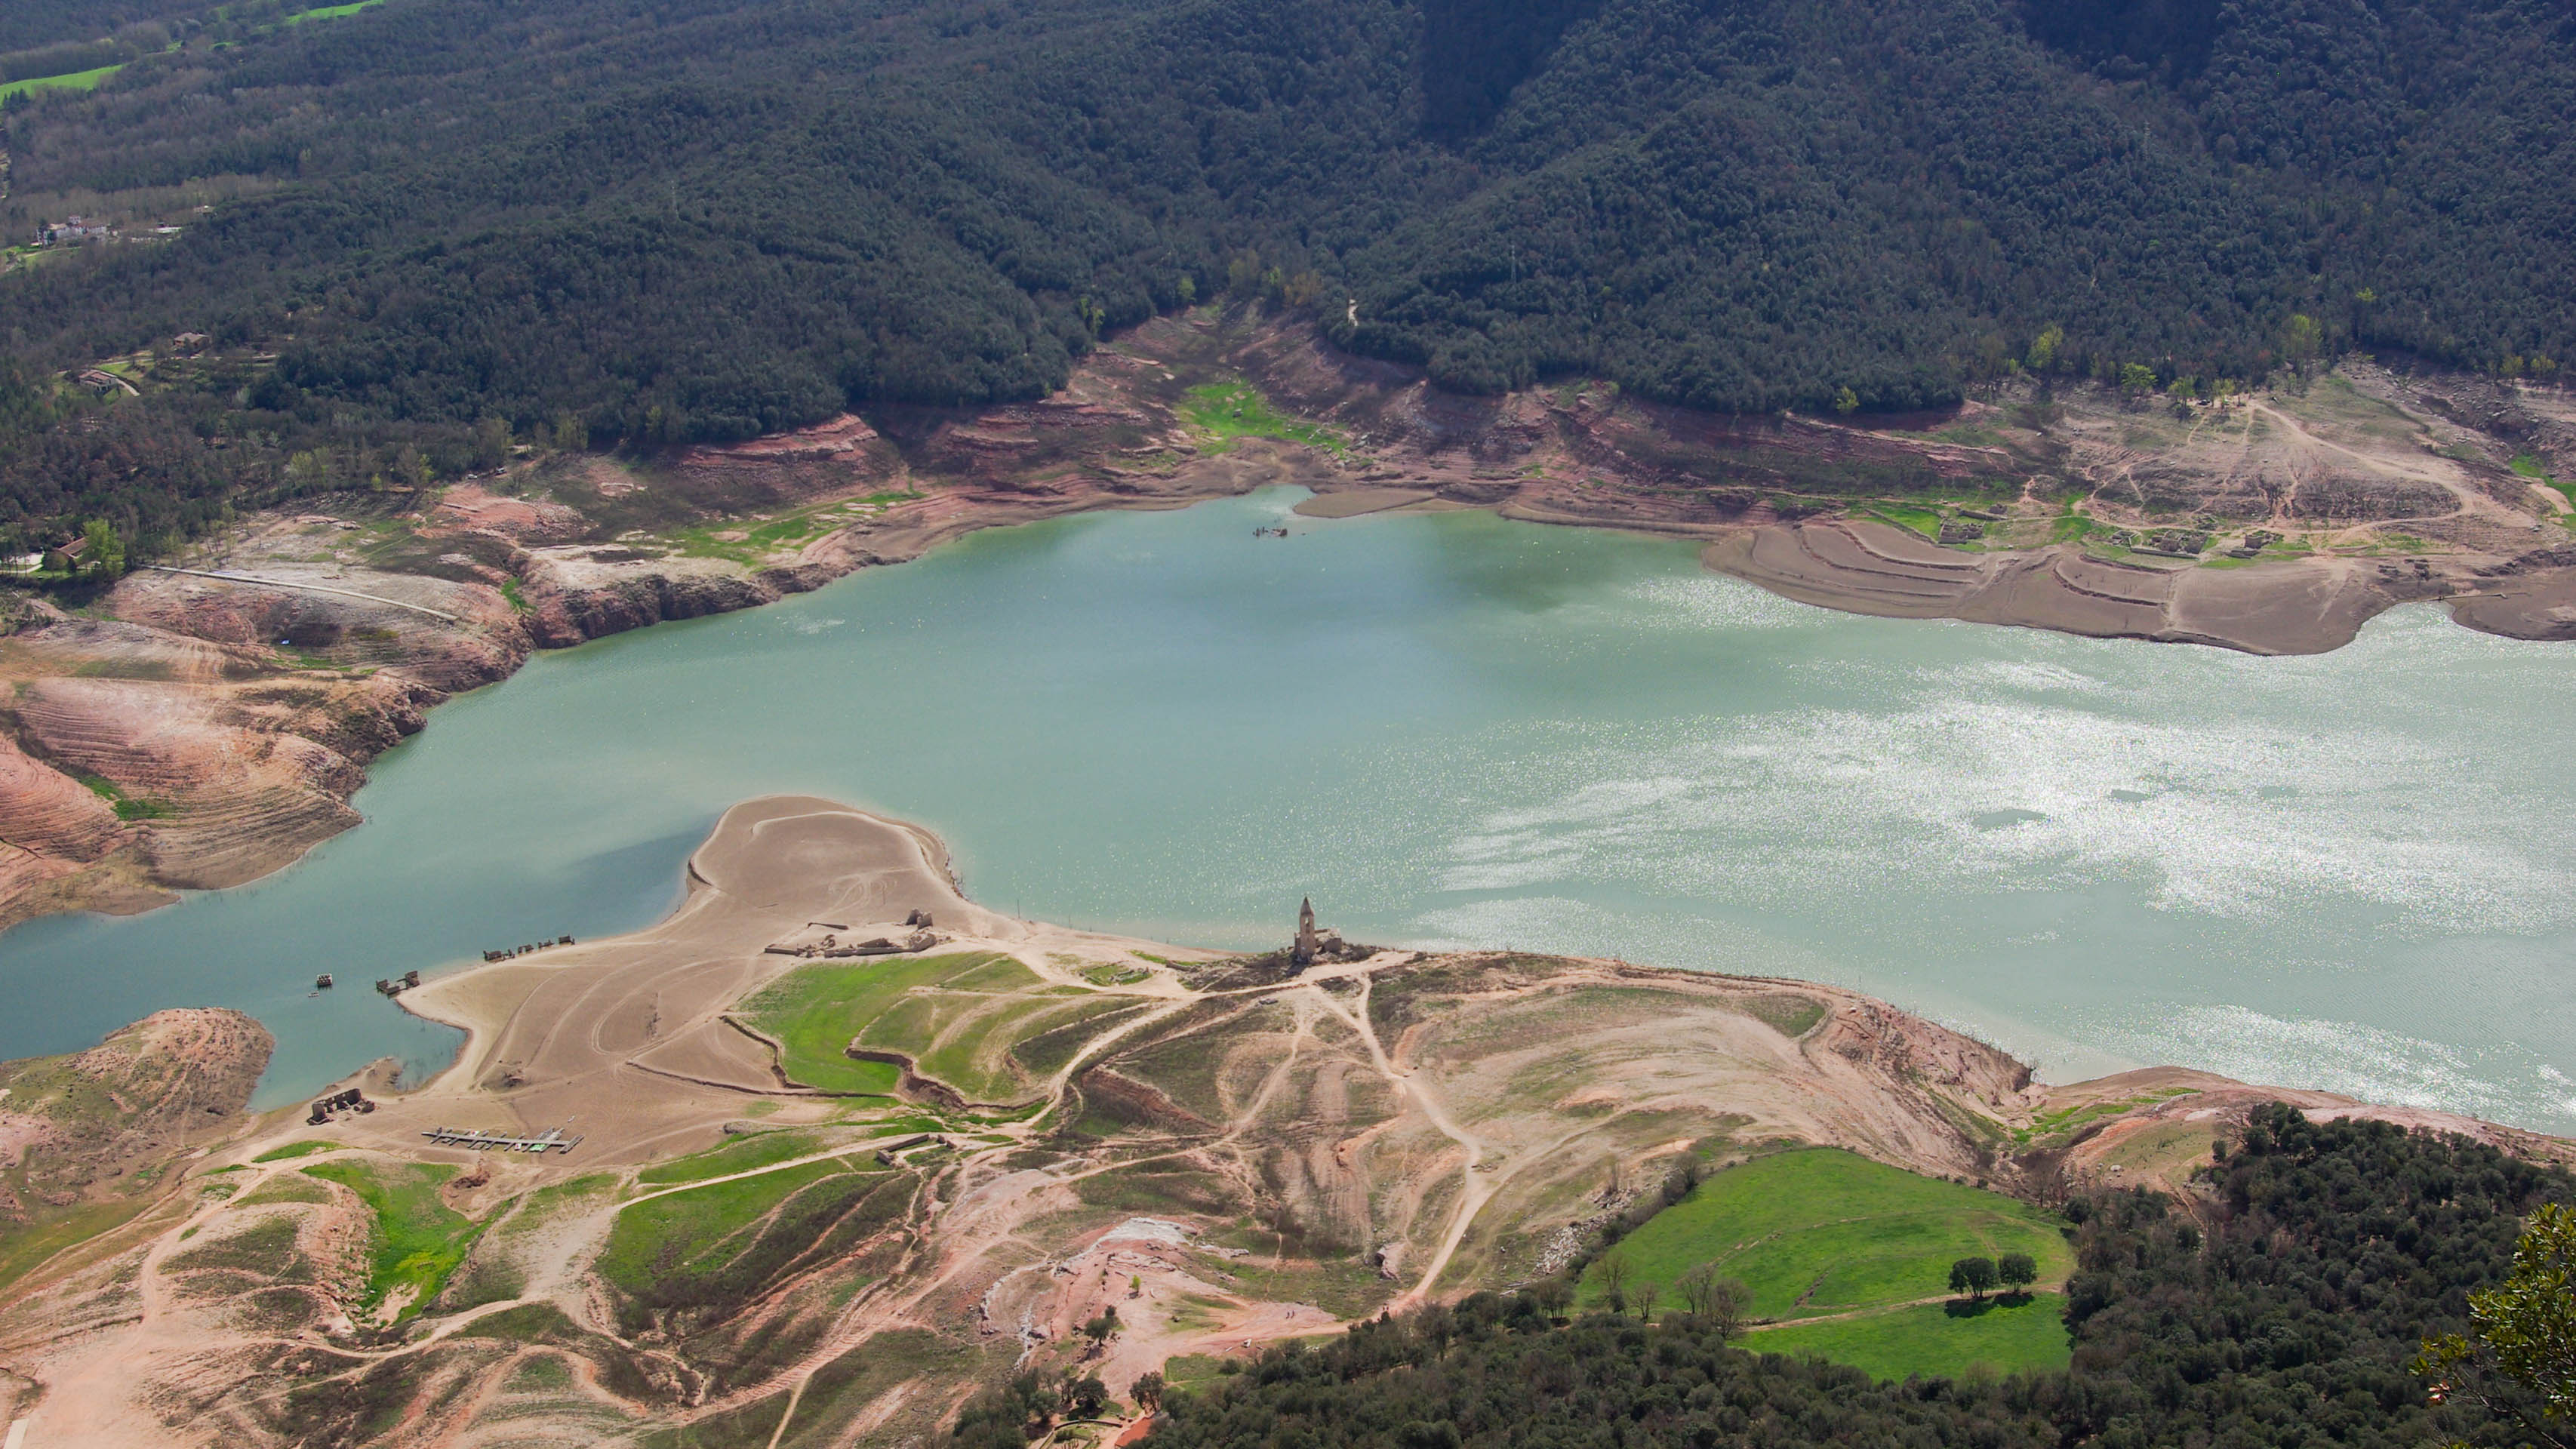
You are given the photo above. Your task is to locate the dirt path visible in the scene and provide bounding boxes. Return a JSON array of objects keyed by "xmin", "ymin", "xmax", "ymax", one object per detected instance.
[
  {"xmin": 138, "ymin": 565, "xmax": 466, "ymax": 623},
  {"xmin": 1297, "ymin": 968, "xmax": 1491, "ymax": 1309},
  {"xmin": 1747, "ymin": 1282, "xmax": 2068, "ymax": 1329},
  {"xmin": 627, "ymin": 979, "xmax": 1208, "ymax": 1434}
]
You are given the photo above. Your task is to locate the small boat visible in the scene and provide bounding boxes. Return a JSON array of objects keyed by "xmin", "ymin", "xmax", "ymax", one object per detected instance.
[{"xmin": 315, "ymin": 973, "xmax": 334, "ymax": 989}]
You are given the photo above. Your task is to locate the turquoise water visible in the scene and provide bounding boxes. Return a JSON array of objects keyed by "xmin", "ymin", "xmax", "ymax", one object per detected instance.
[{"xmin": 4, "ymin": 490, "xmax": 2572, "ymax": 1128}]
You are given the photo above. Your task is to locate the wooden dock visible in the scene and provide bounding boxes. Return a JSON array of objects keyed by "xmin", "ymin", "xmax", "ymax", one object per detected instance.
[{"xmin": 421, "ymin": 1125, "xmax": 582, "ymax": 1154}]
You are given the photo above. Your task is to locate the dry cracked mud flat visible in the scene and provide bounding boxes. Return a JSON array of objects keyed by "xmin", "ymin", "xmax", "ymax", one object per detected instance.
[
  {"xmin": 6, "ymin": 311, "xmax": 2576, "ymax": 932},
  {"xmin": 0, "ymin": 798, "xmax": 2566, "ymax": 1448}
]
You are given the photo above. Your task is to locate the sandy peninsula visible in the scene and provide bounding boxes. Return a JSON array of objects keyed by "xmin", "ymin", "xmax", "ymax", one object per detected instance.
[{"xmin": 1, "ymin": 798, "xmax": 2567, "ymax": 1447}]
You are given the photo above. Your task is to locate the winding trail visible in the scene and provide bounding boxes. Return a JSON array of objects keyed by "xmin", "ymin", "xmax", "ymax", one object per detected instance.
[{"xmin": 1297, "ymin": 966, "xmax": 1491, "ymax": 1309}]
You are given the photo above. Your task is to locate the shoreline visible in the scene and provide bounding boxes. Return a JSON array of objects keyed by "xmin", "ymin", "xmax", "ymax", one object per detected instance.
[
  {"xmin": 376, "ymin": 798, "xmax": 2576, "ymax": 1163},
  {"xmin": 2, "ymin": 475, "xmax": 2569, "ymax": 945},
  {"xmin": 6, "ymin": 318, "xmax": 2575, "ymax": 934},
  {"xmin": 366, "ymin": 797, "xmax": 2576, "ymax": 1169},
  {"xmin": 2, "ymin": 796, "xmax": 2568, "ymax": 1444},
  {"xmin": 1692, "ymin": 515, "xmax": 2576, "ymax": 656}
]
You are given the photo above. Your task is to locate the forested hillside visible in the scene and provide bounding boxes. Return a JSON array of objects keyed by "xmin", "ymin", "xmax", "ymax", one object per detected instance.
[
  {"xmin": 1, "ymin": 0, "xmax": 2572, "ymax": 553},
  {"xmin": 1124, "ymin": 1106, "xmax": 2570, "ymax": 1449}
]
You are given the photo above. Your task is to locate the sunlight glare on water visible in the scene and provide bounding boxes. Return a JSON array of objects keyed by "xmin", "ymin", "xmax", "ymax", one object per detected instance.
[{"xmin": 0, "ymin": 488, "xmax": 2568, "ymax": 1126}]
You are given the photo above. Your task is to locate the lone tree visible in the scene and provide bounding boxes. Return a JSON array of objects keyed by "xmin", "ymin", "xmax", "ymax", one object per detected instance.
[
  {"xmin": 1633, "ymin": 1281, "xmax": 1660, "ymax": 1323},
  {"xmin": 1064, "ymin": 1376, "xmax": 1108, "ymax": 1420},
  {"xmin": 2418, "ymin": 1201, "xmax": 2576, "ymax": 1447},
  {"xmin": 1997, "ymin": 1252, "xmax": 2038, "ymax": 1297},
  {"xmin": 1598, "ymin": 1251, "xmax": 1633, "ymax": 1315},
  {"xmin": 1131, "ymin": 1372, "xmax": 1165, "ymax": 1414},
  {"xmin": 1081, "ymin": 1306, "xmax": 1121, "ymax": 1349},
  {"xmin": 1949, "ymin": 1256, "xmax": 1999, "ymax": 1301}
]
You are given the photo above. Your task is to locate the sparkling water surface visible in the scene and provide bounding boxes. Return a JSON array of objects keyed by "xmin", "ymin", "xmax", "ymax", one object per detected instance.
[{"xmin": 3, "ymin": 490, "xmax": 2569, "ymax": 1124}]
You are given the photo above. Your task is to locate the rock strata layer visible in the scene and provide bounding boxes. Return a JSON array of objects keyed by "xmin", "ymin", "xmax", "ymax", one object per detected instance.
[{"xmin": 5, "ymin": 315, "xmax": 2574, "ymax": 928}]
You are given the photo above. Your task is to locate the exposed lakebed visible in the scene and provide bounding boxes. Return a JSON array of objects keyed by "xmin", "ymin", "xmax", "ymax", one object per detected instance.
[{"xmin": 4, "ymin": 490, "xmax": 2571, "ymax": 1127}]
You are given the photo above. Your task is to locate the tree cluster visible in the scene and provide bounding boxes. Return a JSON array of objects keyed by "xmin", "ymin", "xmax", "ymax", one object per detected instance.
[{"xmin": 3, "ymin": 0, "xmax": 2576, "ymax": 551}]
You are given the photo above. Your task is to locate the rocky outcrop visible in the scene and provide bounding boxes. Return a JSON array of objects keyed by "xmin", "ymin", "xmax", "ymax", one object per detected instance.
[
  {"xmin": 0, "ymin": 733, "xmax": 131, "ymax": 907},
  {"xmin": 0, "ymin": 733, "xmax": 126, "ymax": 861},
  {"xmin": 0, "ymin": 624, "xmax": 442, "ymax": 921},
  {"xmin": 524, "ymin": 552, "xmax": 783, "ymax": 645}
]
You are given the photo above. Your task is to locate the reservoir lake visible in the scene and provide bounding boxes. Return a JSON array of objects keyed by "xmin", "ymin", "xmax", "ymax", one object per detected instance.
[{"xmin": 3, "ymin": 488, "xmax": 2572, "ymax": 1128}]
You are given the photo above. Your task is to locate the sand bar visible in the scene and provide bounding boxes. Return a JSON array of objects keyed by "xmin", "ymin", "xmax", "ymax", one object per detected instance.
[{"xmin": 1293, "ymin": 486, "xmax": 1433, "ymax": 518}]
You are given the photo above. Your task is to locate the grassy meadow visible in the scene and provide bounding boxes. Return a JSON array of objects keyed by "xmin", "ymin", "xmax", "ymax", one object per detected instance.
[
  {"xmin": 740, "ymin": 950, "xmax": 1137, "ymax": 1103},
  {"xmin": 1180, "ymin": 380, "xmax": 1349, "ymax": 457},
  {"xmin": 1581, "ymin": 1148, "xmax": 2073, "ymax": 1378},
  {"xmin": 0, "ymin": 65, "xmax": 122, "ymax": 102},
  {"xmin": 1742, "ymin": 1292, "xmax": 2073, "ymax": 1380},
  {"xmin": 301, "ymin": 1159, "xmax": 483, "ymax": 1319}
]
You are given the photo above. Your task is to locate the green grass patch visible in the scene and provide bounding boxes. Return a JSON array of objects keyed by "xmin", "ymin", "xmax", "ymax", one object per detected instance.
[
  {"xmin": 238, "ymin": 1174, "xmax": 335, "ymax": 1206},
  {"xmin": 738, "ymin": 953, "xmax": 1017, "ymax": 1094},
  {"xmin": 2010, "ymin": 1088, "xmax": 2199, "ymax": 1146},
  {"xmin": 0, "ymin": 1195, "xmax": 156, "ymax": 1296},
  {"xmin": 463, "ymin": 1301, "xmax": 580, "ymax": 1343},
  {"xmin": 252, "ymin": 1140, "xmax": 339, "ymax": 1162},
  {"xmin": 1741, "ymin": 1291, "xmax": 2072, "ymax": 1381},
  {"xmin": 1861, "ymin": 504, "xmax": 1941, "ymax": 539},
  {"xmin": 913, "ymin": 995, "xmax": 1125, "ymax": 1103},
  {"xmin": 506, "ymin": 1354, "xmax": 576, "ymax": 1392},
  {"xmin": 741, "ymin": 951, "xmax": 1122, "ymax": 1103},
  {"xmin": 597, "ymin": 1160, "xmax": 888, "ymax": 1314},
  {"xmin": 1735, "ymin": 994, "xmax": 1825, "ymax": 1038},
  {"xmin": 602, "ymin": 1160, "xmax": 848, "ymax": 1291},
  {"xmin": 285, "ymin": 0, "xmax": 386, "ymax": 22},
  {"xmin": 1013, "ymin": 1002, "xmax": 1148, "ymax": 1079},
  {"xmin": 301, "ymin": 1161, "xmax": 483, "ymax": 1320},
  {"xmin": 743, "ymin": 514, "xmax": 823, "ymax": 549},
  {"xmin": 1181, "ymin": 380, "xmax": 1347, "ymax": 457},
  {"xmin": 1580, "ymin": 1149, "xmax": 2069, "ymax": 1322},
  {"xmin": 636, "ymin": 1131, "xmax": 826, "ymax": 1186},
  {"xmin": 0, "ymin": 65, "xmax": 123, "ymax": 102},
  {"xmin": 845, "ymin": 1112, "xmax": 949, "ymax": 1135},
  {"xmin": 75, "ymin": 774, "xmax": 168, "ymax": 822},
  {"xmin": 1162, "ymin": 1293, "xmax": 1232, "ymax": 1334},
  {"xmin": 166, "ymin": 1215, "xmax": 305, "ymax": 1278},
  {"xmin": 2507, "ymin": 454, "xmax": 2576, "ymax": 518},
  {"xmin": 1159, "ymin": 1352, "xmax": 1233, "ymax": 1392},
  {"xmin": 2048, "ymin": 510, "xmax": 2117, "ymax": 546},
  {"xmin": 660, "ymin": 494, "xmax": 902, "ymax": 564}
]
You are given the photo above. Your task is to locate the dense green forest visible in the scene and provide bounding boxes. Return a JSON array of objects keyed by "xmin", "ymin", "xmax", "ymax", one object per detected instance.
[
  {"xmin": 1, "ymin": 0, "xmax": 2573, "ymax": 553},
  {"xmin": 1044, "ymin": 1107, "xmax": 2566, "ymax": 1449}
]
